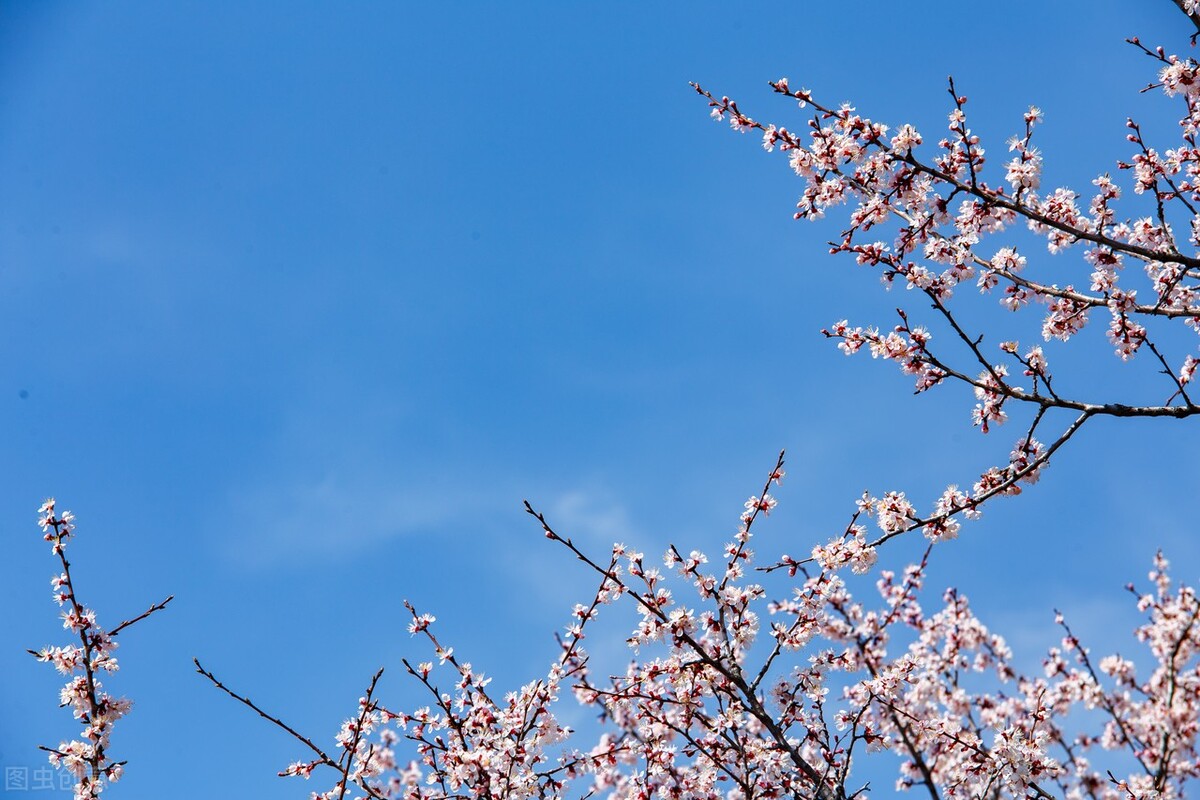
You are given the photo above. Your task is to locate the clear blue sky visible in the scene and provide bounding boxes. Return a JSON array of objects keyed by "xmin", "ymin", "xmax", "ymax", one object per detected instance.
[{"xmin": 2, "ymin": 2, "xmax": 1198, "ymax": 797}]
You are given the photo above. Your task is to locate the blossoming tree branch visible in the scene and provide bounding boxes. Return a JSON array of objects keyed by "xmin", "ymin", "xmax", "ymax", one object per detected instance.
[{"xmin": 30, "ymin": 2, "xmax": 1200, "ymax": 799}]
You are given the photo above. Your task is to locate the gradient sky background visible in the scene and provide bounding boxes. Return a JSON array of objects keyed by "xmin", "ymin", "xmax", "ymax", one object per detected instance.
[{"xmin": 3, "ymin": 2, "xmax": 1200, "ymax": 797}]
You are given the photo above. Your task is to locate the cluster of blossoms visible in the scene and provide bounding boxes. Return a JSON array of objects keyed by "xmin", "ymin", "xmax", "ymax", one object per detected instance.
[
  {"xmin": 30, "ymin": 500, "xmax": 170, "ymax": 800},
  {"xmin": 697, "ymin": 29, "xmax": 1200, "ymax": 547},
  {"xmin": 198, "ymin": 541, "xmax": 624, "ymax": 800},
  {"xmin": 191, "ymin": 459, "xmax": 1200, "ymax": 800}
]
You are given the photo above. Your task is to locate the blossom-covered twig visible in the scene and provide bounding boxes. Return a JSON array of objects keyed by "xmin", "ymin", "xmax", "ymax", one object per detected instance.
[{"xmin": 30, "ymin": 500, "xmax": 171, "ymax": 800}]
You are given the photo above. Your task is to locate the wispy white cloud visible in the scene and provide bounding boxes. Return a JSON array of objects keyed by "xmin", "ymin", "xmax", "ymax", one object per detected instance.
[
  {"xmin": 222, "ymin": 469, "xmax": 511, "ymax": 568},
  {"xmin": 540, "ymin": 488, "xmax": 641, "ymax": 550},
  {"xmin": 218, "ymin": 456, "xmax": 651, "ymax": 578}
]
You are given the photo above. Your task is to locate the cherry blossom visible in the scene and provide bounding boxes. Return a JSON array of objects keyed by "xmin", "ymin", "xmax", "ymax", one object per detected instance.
[{"xmin": 30, "ymin": 500, "xmax": 171, "ymax": 800}]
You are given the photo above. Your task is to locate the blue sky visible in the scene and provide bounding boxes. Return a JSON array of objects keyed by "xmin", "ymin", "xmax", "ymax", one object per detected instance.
[{"xmin": 2, "ymin": 2, "xmax": 1199, "ymax": 797}]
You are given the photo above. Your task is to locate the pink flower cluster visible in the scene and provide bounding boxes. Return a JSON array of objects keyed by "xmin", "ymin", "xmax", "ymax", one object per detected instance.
[
  {"xmin": 31, "ymin": 500, "xmax": 171, "ymax": 800},
  {"xmin": 703, "ymin": 52, "xmax": 1200, "ymax": 389},
  {"xmin": 215, "ymin": 461, "xmax": 1200, "ymax": 800},
  {"xmin": 695, "ymin": 24, "xmax": 1200, "ymax": 550},
  {"xmin": 33, "ymin": 502, "xmax": 125, "ymax": 799}
]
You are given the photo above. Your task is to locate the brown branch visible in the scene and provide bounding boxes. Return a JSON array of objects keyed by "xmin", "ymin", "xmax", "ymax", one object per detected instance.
[
  {"xmin": 864, "ymin": 409, "xmax": 1092, "ymax": 553},
  {"xmin": 193, "ymin": 657, "xmax": 336, "ymax": 766},
  {"xmin": 109, "ymin": 595, "xmax": 174, "ymax": 637},
  {"xmin": 335, "ymin": 668, "xmax": 386, "ymax": 800}
]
